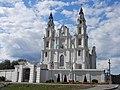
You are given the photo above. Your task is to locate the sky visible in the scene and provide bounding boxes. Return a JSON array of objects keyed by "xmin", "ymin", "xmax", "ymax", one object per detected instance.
[{"xmin": 0, "ymin": 0, "xmax": 120, "ymax": 74}]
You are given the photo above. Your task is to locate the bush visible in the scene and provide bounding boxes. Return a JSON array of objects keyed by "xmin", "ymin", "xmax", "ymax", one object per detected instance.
[
  {"xmin": 82, "ymin": 82, "xmax": 91, "ymax": 84},
  {"xmin": 64, "ymin": 75, "xmax": 67, "ymax": 82},
  {"xmin": 61, "ymin": 82, "xmax": 69, "ymax": 84},
  {"xmin": 69, "ymin": 80, "xmax": 74, "ymax": 83},
  {"xmin": 0, "ymin": 76, "xmax": 5, "ymax": 81},
  {"xmin": 45, "ymin": 79, "xmax": 54, "ymax": 83},
  {"xmin": 92, "ymin": 79, "xmax": 98, "ymax": 83},
  {"xmin": 57, "ymin": 74, "xmax": 60, "ymax": 82},
  {"xmin": 83, "ymin": 76, "xmax": 87, "ymax": 82}
]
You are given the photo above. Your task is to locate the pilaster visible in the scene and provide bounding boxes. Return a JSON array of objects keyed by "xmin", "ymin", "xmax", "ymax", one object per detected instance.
[
  {"xmin": 86, "ymin": 73, "xmax": 90, "ymax": 82},
  {"xmin": 36, "ymin": 66, "xmax": 41, "ymax": 83},
  {"xmin": 82, "ymin": 49, "xmax": 86, "ymax": 69},
  {"xmin": 14, "ymin": 66, "xmax": 18, "ymax": 82},
  {"xmin": 18, "ymin": 65, "xmax": 23, "ymax": 82},
  {"xmin": 29, "ymin": 65, "xmax": 35, "ymax": 83}
]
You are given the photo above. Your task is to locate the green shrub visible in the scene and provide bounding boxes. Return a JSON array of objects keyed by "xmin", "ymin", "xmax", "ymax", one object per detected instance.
[
  {"xmin": 92, "ymin": 79, "xmax": 98, "ymax": 83},
  {"xmin": 64, "ymin": 75, "xmax": 67, "ymax": 82},
  {"xmin": 45, "ymin": 79, "xmax": 54, "ymax": 83},
  {"xmin": 0, "ymin": 76, "xmax": 5, "ymax": 81},
  {"xmin": 57, "ymin": 74, "xmax": 60, "ymax": 82},
  {"xmin": 61, "ymin": 82, "xmax": 69, "ymax": 84},
  {"xmin": 83, "ymin": 76, "xmax": 87, "ymax": 82}
]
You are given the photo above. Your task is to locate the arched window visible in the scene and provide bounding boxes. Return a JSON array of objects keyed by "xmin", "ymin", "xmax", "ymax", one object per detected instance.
[
  {"xmin": 45, "ymin": 52, "xmax": 47, "ymax": 57},
  {"xmin": 47, "ymin": 30, "xmax": 49, "ymax": 37},
  {"xmin": 80, "ymin": 20, "xmax": 82, "ymax": 24},
  {"xmin": 78, "ymin": 27, "xmax": 81, "ymax": 34},
  {"xmin": 78, "ymin": 38, "xmax": 81, "ymax": 45},
  {"xmin": 46, "ymin": 41, "xmax": 49, "ymax": 47},
  {"xmin": 60, "ymin": 55, "xmax": 64, "ymax": 66},
  {"xmin": 78, "ymin": 50, "xmax": 81, "ymax": 56}
]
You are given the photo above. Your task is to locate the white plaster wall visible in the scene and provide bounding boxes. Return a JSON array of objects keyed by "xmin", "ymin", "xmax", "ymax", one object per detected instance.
[
  {"xmin": 0, "ymin": 69, "xmax": 15, "ymax": 81},
  {"xmin": 40, "ymin": 70, "xmax": 49, "ymax": 82},
  {"xmin": 40, "ymin": 69, "xmax": 106, "ymax": 83}
]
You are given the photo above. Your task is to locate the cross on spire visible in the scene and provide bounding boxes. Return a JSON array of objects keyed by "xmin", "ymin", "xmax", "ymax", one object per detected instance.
[
  {"xmin": 79, "ymin": 4, "xmax": 84, "ymax": 15},
  {"xmin": 48, "ymin": 9, "xmax": 54, "ymax": 28}
]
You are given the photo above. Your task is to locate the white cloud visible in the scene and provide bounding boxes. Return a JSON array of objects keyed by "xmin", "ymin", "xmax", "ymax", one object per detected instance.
[
  {"xmin": 0, "ymin": 0, "xmax": 69, "ymax": 61},
  {"xmin": 97, "ymin": 57, "xmax": 120, "ymax": 74},
  {"xmin": 34, "ymin": 0, "xmax": 69, "ymax": 16},
  {"xmin": 0, "ymin": 1, "xmax": 46, "ymax": 61},
  {"xmin": 61, "ymin": 9, "xmax": 78, "ymax": 23}
]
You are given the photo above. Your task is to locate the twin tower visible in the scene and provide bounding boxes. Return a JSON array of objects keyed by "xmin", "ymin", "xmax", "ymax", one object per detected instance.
[{"xmin": 41, "ymin": 8, "xmax": 96, "ymax": 70}]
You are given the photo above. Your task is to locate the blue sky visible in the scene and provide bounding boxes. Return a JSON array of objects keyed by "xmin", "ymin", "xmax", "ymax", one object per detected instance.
[{"xmin": 0, "ymin": 0, "xmax": 120, "ymax": 74}]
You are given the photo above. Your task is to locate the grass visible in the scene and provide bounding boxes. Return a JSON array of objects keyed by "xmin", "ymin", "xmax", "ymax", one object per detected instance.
[{"xmin": 0, "ymin": 83, "xmax": 94, "ymax": 90}]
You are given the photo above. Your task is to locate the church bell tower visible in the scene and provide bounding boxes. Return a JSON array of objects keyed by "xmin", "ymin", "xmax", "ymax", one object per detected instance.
[{"xmin": 74, "ymin": 8, "xmax": 90, "ymax": 69}]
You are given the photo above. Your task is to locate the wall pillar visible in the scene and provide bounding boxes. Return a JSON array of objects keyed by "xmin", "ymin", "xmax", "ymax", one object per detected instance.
[
  {"xmin": 48, "ymin": 51, "xmax": 52, "ymax": 69},
  {"xmin": 56, "ymin": 51, "xmax": 59, "ymax": 69},
  {"xmin": 14, "ymin": 67, "xmax": 18, "ymax": 82},
  {"xmin": 18, "ymin": 65, "xmax": 23, "ymax": 82},
  {"xmin": 86, "ymin": 73, "xmax": 90, "ymax": 82},
  {"xmin": 74, "ymin": 72, "xmax": 76, "ymax": 81},
  {"xmin": 73, "ymin": 63, "xmax": 76, "ymax": 69},
  {"xmin": 60, "ymin": 72, "xmax": 63, "ymax": 82},
  {"xmin": 82, "ymin": 50, "xmax": 86, "ymax": 69},
  {"xmin": 29, "ymin": 65, "xmax": 35, "ymax": 83},
  {"xmin": 36, "ymin": 66, "xmax": 41, "ymax": 83},
  {"xmin": 42, "ymin": 51, "xmax": 44, "ymax": 62}
]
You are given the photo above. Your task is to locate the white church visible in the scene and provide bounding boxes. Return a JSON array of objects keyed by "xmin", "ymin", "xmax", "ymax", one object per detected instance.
[{"xmin": 0, "ymin": 8, "xmax": 105, "ymax": 83}]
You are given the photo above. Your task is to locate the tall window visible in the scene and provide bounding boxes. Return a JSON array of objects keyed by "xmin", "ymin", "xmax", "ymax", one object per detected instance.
[
  {"xmin": 78, "ymin": 50, "xmax": 81, "ymax": 56},
  {"xmin": 52, "ymin": 31, "xmax": 54, "ymax": 37},
  {"xmin": 60, "ymin": 55, "xmax": 64, "ymax": 66},
  {"xmin": 78, "ymin": 27, "xmax": 81, "ymax": 34},
  {"xmin": 45, "ymin": 52, "xmax": 47, "ymax": 57},
  {"xmin": 47, "ymin": 30, "xmax": 49, "ymax": 37},
  {"xmin": 80, "ymin": 20, "xmax": 82, "ymax": 24},
  {"xmin": 78, "ymin": 38, "xmax": 81, "ymax": 45},
  {"xmin": 46, "ymin": 41, "xmax": 49, "ymax": 47}
]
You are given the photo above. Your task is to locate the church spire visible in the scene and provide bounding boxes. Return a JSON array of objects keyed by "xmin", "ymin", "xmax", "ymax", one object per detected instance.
[
  {"xmin": 49, "ymin": 12, "xmax": 53, "ymax": 20},
  {"xmin": 48, "ymin": 12, "xmax": 54, "ymax": 28},
  {"xmin": 79, "ymin": 8, "xmax": 83, "ymax": 15},
  {"xmin": 77, "ymin": 7, "xmax": 86, "ymax": 24}
]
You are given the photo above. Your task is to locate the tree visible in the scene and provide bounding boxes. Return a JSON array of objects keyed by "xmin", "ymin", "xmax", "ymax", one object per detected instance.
[
  {"xmin": 0, "ymin": 60, "xmax": 11, "ymax": 69},
  {"xmin": 17, "ymin": 59, "xmax": 27, "ymax": 62},
  {"xmin": 57, "ymin": 74, "xmax": 60, "ymax": 82},
  {"xmin": 64, "ymin": 75, "xmax": 67, "ymax": 82},
  {"xmin": 83, "ymin": 76, "xmax": 87, "ymax": 82},
  {"xmin": 0, "ymin": 76, "xmax": 5, "ymax": 81},
  {"xmin": 0, "ymin": 59, "xmax": 27, "ymax": 69}
]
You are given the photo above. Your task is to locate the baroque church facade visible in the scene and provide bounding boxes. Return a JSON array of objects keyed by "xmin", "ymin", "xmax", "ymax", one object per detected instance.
[
  {"xmin": 42, "ymin": 8, "xmax": 96, "ymax": 70},
  {"xmin": 0, "ymin": 8, "xmax": 105, "ymax": 83}
]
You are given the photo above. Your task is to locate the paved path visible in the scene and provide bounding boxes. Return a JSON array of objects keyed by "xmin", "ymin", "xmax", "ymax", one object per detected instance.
[
  {"xmin": 114, "ymin": 85, "xmax": 120, "ymax": 90},
  {"xmin": 86, "ymin": 84, "xmax": 119, "ymax": 90}
]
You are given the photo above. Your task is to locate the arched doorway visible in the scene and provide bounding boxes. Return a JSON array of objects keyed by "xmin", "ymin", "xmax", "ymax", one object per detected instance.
[{"xmin": 60, "ymin": 55, "xmax": 64, "ymax": 66}]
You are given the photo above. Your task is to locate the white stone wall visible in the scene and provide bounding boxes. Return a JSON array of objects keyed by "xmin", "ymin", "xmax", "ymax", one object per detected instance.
[
  {"xmin": 0, "ymin": 69, "xmax": 15, "ymax": 81},
  {"xmin": 39, "ymin": 69, "xmax": 105, "ymax": 83}
]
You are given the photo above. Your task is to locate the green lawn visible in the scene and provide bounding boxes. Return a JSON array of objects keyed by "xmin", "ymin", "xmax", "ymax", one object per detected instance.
[{"xmin": 1, "ymin": 83, "xmax": 93, "ymax": 90}]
